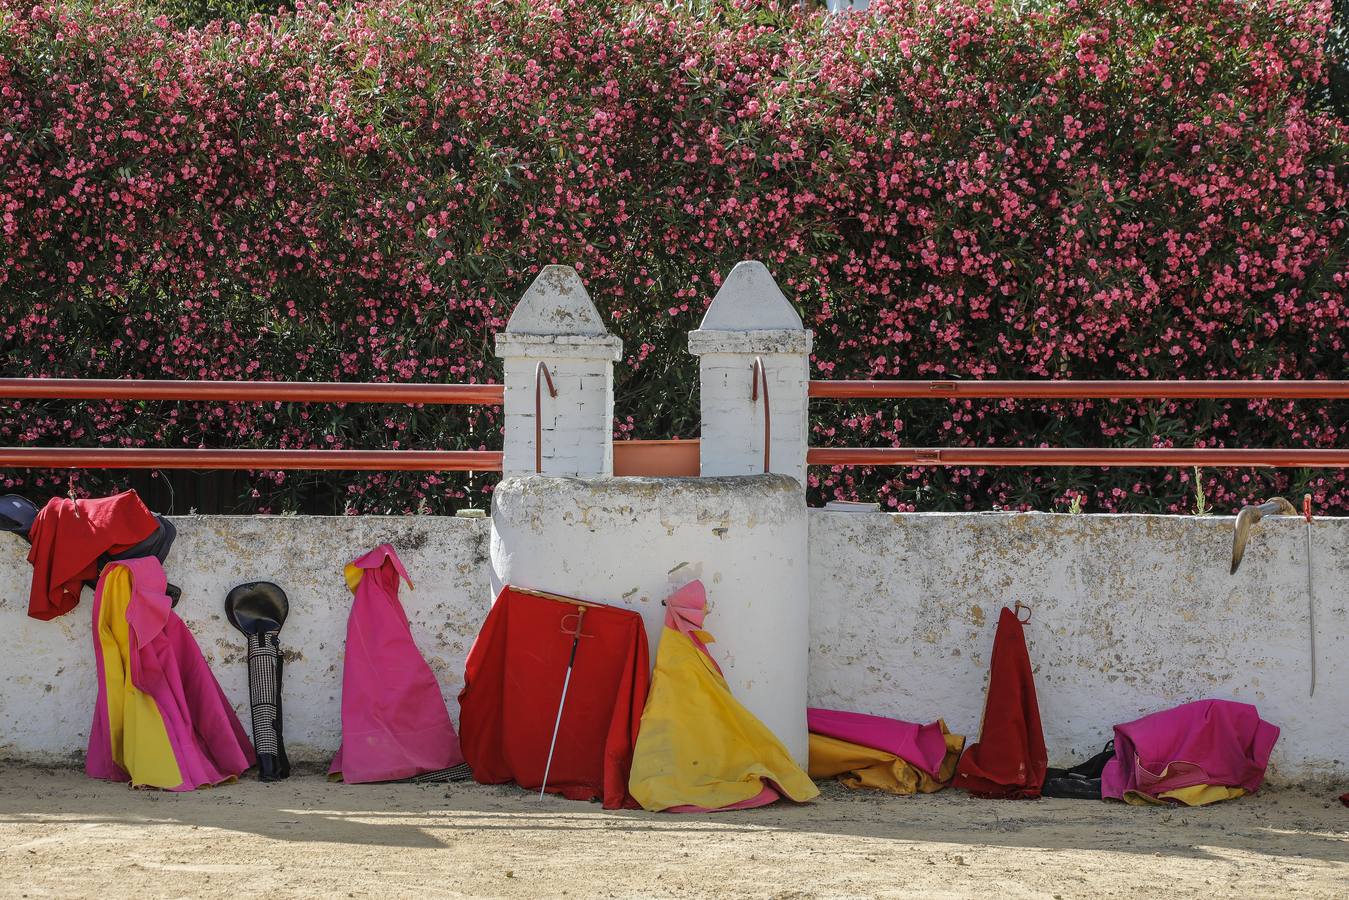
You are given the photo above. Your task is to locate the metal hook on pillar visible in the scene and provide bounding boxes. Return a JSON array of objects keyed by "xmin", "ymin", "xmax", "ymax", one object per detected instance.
[
  {"xmin": 535, "ymin": 361, "xmax": 558, "ymax": 474},
  {"xmin": 750, "ymin": 356, "xmax": 770, "ymax": 474}
]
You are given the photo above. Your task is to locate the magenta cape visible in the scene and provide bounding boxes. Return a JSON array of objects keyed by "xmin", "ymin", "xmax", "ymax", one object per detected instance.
[
  {"xmin": 329, "ymin": 544, "xmax": 464, "ymax": 783},
  {"xmin": 1101, "ymin": 699, "xmax": 1280, "ymax": 800},
  {"xmin": 88, "ymin": 556, "xmax": 254, "ymax": 790},
  {"xmin": 807, "ymin": 708, "xmax": 949, "ymax": 778}
]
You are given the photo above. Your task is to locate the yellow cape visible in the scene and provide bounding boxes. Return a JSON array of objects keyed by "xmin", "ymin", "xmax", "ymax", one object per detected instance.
[
  {"xmin": 629, "ymin": 626, "xmax": 819, "ymax": 811},
  {"xmin": 808, "ymin": 721, "xmax": 965, "ymax": 795}
]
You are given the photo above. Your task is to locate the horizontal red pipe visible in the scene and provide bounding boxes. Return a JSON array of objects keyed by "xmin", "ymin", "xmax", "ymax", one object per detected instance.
[
  {"xmin": 807, "ymin": 447, "xmax": 1349, "ymax": 468},
  {"xmin": 808, "ymin": 380, "xmax": 1349, "ymax": 400},
  {"xmin": 0, "ymin": 448, "xmax": 503, "ymax": 472},
  {"xmin": 0, "ymin": 378, "xmax": 503, "ymax": 405}
]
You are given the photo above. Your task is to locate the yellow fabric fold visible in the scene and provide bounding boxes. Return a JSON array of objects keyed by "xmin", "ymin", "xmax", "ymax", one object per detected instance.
[
  {"xmin": 629, "ymin": 626, "xmax": 819, "ymax": 811},
  {"xmin": 1123, "ymin": 784, "xmax": 1247, "ymax": 807},
  {"xmin": 97, "ymin": 565, "xmax": 183, "ymax": 789},
  {"xmin": 808, "ymin": 721, "xmax": 965, "ymax": 795}
]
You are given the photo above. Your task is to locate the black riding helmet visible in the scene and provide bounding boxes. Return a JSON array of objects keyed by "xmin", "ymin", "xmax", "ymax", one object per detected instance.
[
  {"xmin": 225, "ymin": 581, "xmax": 290, "ymax": 635},
  {"xmin": 0, "ymin": 495, "xmax": 38, "ymax": 541}
]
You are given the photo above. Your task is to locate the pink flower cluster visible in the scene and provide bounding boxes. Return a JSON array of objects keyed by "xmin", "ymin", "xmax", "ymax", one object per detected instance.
[{"xmin": 0, "ymin": 0, "xmax": 1345, "ymax": 514}]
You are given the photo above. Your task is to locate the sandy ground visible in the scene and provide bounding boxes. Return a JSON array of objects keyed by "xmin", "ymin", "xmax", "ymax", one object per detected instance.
[{"xmin": 0, "ymin": 769, "xmax": 1345, "ymax": 899}]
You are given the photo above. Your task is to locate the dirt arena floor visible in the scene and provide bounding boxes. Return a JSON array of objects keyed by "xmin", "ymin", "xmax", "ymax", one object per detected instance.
[{"xmin": 0, "ymin": 768, "xmax": 1345, "ymax": 899}]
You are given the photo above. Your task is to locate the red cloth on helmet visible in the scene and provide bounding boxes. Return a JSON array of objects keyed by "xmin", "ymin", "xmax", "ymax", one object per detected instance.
[
  {"xmin": 953, "ymin": 606, "xmax": 1047, "ymax": 799},
  {"xmin": 26, "ymin": 492, "xmax": 158, "ymax": 621},
  {"xmin": 458, "ymin": 586, "xmax": 650, "ymax": 809}
]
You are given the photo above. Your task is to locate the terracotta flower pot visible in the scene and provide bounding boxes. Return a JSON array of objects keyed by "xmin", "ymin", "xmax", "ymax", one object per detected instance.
[{"xmin": 612, "ymin": 440, "xmax": 701, "ymax": 477}]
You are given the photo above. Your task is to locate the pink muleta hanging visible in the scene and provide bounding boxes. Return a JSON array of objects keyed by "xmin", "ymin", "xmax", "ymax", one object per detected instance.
[{"xmin": 330, "ymin": 543, "xmax": 464, "ymax": 783}]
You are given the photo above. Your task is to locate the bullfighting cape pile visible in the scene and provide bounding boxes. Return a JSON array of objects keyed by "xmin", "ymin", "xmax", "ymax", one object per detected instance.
[
  {"xmin": 953, "ymin": 606, "xmax": 1047, "ymax": 799},
  {"xmin": 628, "ymin": 581, "xmax": 818, "ymax": 812},
  {"xmin": 329, "ymin": 544, "xmax": 464, "ymax": 783},
  {"xmin": 1101, "ymin": 699, "xmax": 1279, "ymax": 806},
  {"xmin": 88, "ymin": 557, "xmax": 254, "ymax": 790},
  {"xmin": 807, "ymin": 708, "xmax": 965, "ymax": 795},
  {"xmin": 458, "ymin": 586, "xmax": 650, "ymax": 809}
]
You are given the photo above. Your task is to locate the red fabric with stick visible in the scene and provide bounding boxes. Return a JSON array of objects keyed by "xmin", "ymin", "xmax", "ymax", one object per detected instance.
[
  {"xmin": 954, "ymin": 606, "xmax": 1048, "ymax": 799},
  {"xmin": 26, "ymin": 491, "xmax": 158, "ymax": 621},
  {"xmin": 458, "ymin": 586, "xmax": 650, "ymax": 809}
]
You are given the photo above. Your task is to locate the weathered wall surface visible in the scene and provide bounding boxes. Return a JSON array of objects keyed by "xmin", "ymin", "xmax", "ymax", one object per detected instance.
[
  {"xmin": 2, "ymin": 509, "xmax": 1344, "ymax": 782},
  {"xmin": 0, "ymin": 515, "xmax": 491, "ymax": 766},
  {"xmin": 809, "ymin": 511, "xmax": 1348, "ymax": 782},
  {"xmin": 490, "ymin": 474, "xmax": 812, "ymax": 764}
]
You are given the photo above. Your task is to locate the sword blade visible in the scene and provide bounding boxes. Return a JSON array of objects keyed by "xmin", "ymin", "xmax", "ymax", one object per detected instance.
[{"xmin": 539, "ymin": 654, "xmax": 576, "ymax": 799}]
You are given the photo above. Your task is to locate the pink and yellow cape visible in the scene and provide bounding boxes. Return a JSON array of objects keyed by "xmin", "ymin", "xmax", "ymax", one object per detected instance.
[
  {"xmin": 628, "ymin": 580, "xmax": 817, "ymax": 812},
  {"xmin": 88, "ymin": 557, "xmax": 254, "ymax": 790}
]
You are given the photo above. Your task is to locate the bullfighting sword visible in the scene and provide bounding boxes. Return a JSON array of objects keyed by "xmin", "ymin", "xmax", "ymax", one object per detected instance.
[{"xmin": 539, "ymin": 606, "xmax": 589, "ymax": 800}]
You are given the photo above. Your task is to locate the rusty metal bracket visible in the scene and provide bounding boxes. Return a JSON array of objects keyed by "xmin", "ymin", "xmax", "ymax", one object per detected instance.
[
  {"xmin": 535, "ymin": 361, "xmax": 558, "ymax": 474},
  {"xmin": 751, "ymin": 357, "xmax": 771, "ymax": 474}
]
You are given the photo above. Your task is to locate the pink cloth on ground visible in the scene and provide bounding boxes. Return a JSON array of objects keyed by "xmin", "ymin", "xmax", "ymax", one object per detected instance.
[
  {"xmin": 1100, "ymin": 699, "xmax": 1280, "ymax": 800},
  {"xmin": 807, "ymin": 708, "xmax": 950, "ymax": 778},
  {"xmin": 87, "ymin": 556, "xmax": 254, "ymax": 790},
  {"xmin": 329, "ymin": 544, "xmax": 464, "ymax": 783}
]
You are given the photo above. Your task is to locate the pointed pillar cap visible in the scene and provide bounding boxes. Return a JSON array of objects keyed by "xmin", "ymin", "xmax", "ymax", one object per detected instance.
[
  {"xmin": 496, "ymin": 265, "xmax": 622, "ymax": 360},
  {"xmin": 689, "ymin": 261, "xmax": 811, "ymax": 355}
]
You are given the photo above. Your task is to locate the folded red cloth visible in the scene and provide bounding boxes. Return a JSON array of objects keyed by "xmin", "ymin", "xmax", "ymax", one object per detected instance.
[
  {"xmin": 954, "ymin": 606, "xmax": 1048, "ymax": 799},
  {"xmin": 26, "ymin": 491, "xmax": 158, "ymax": 620},
  {"xmin": 458, "ymin": 586, "xmax": 650, "ymax": 809}
]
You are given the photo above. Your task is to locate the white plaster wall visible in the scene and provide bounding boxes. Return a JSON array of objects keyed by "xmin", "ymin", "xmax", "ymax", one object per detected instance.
[
  {"xmin": 3, "ymin": 508, "xmax": 1344, "ymax": 784},
  {"xmin": 490, "ymin": 474, "xmax": 812, "ymax": 765},
  {"xmin": 0, "ymin": 515, "xmax": 491, "ymax": 766},
  {"xmin": 809, "ymin": 510, "xmax": 1349, "ymax": 782}
]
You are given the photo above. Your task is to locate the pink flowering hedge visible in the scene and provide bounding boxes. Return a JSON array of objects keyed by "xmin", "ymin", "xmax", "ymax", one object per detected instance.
[{"xmin": 1, "ymin": 0, "xmax": 1346, "ymax": 515}]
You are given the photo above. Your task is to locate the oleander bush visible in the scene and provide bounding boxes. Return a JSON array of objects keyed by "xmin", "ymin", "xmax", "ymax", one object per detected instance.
[{"xmin": 1, "ymin": 0, "xmax": 1346, "ymax": 514}]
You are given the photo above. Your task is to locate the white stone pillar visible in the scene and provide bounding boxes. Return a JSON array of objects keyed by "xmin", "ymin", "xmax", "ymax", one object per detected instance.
[
  {"xmin": 688, "ymin": 261, "xmax": 812, "ymax": 485},
  {"xmin": 495, "ymin": 266, "xmax": 622, "ymax": 477}
]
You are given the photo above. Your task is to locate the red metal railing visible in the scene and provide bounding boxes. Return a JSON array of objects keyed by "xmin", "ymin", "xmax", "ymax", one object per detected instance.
[
  {"xmin": 0, "ymin": 378, "xmax": 504, "ymax": 471},
  {"xmin": 808, "ymin": 379, "xmax": 1349, "ymax": 400},
  {"xmin": 3, "ymin": 378, "xmax": 1347, "ymax": 472},
  {"xmin": 0, "ymin": 448, "xmax": 502, "ymax": 471},
  {"xmin": 807, "ymin": 379, "xmax": 1349, "ymax": 468},
  {"xmin": 0, "ymin": 378, "xmax": 503, "ymax": 405},
  {"xmin": 806, "ymin": 447, "xmax": 1349, "ymax": 469}
]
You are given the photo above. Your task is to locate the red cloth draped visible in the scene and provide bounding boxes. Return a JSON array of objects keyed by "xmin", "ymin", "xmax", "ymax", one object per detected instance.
[
  {"xmin": 458, "ymin": 586, "xmax": 650, "ymax": 809},
  {"xmin": 26, "ymin": 492, "xmax": 158, "ymax": 621},
  {"xmin": 953, "ymin": 607, "xmax": 1047, "ymax": 799}
]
